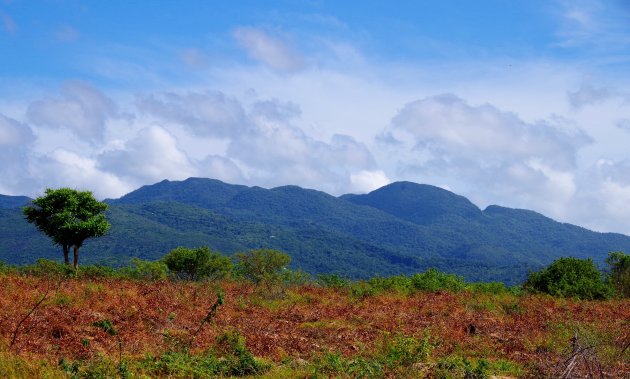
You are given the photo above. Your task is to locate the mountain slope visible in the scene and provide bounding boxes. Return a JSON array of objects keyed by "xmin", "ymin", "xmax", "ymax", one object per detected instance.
[
  {"xmin": 2, "ymin": 178, "xmax": 629, "ymax": 284},
  {"xmin": 0, "ymin": 195, "xmax": 31, "ymax": 209}
]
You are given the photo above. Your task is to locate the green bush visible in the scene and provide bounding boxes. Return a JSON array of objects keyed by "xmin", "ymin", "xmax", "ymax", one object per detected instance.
[
  {"xmin": 524, "ymin": 257, "xmax": 613, "ymax": 300},
  {"xmin": 122, "ymin": 258, "xmax": 169, "ymax": 281},
  {"xmin": 234, "ymin": 249, "xmax": 290, "ymax": 285},
  {"xmin": 606, "ymin": 251, "xmax": 630, "ymax": 298},
  {"xmin": 162, "ymin": 246, "xmax": 233, "ymax": 281},
  {"xmin": 76, "ymin": 264, "xmax": 117, "ymax": 279},
  {"xmin": 317, "ymin": 273, "xmax": 350, "ymax": 288},
  {"xmin": 214, "ymin": 330, "xmax": 269, "ymax": 376},
  {"xmin": 18, "ymin": 259, "xmax": 74, "ymax": 278},
  {"xmin": 411, "ymin": 269, "xmax": 465, "ymax": 292}
]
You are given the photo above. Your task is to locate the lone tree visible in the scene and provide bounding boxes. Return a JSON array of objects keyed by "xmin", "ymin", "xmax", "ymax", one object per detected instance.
[{"xmin": 23, "ymin": 188, "xmax": 110, "ymax": 270}]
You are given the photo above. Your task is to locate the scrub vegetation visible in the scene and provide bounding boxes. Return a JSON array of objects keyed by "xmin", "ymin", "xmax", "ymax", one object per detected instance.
[{"xmin": 0, "ymin": 250, "xmax": 628, "ymax": 378}]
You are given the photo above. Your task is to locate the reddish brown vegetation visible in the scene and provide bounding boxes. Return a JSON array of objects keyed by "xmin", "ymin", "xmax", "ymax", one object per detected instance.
[{"xmin": 1, "ymin": 275, "xmax": 628, "ymax": 377}]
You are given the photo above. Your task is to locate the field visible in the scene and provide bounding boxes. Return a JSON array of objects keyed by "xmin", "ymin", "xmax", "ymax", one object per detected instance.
[{"xmin": 0, "ymin": 273, "xmax": 628, "ymax": 378}]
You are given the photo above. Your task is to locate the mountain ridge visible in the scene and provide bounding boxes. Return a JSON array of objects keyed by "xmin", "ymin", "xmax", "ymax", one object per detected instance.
[{"xmin": 1, "ymin": 177, "xmax": 628, "ymax": 285}]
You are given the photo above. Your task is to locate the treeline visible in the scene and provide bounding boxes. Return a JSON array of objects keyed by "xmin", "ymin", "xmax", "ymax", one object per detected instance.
[{"xmin": 1, "ymin": 247, "xmax": 628, "ymax": 300}]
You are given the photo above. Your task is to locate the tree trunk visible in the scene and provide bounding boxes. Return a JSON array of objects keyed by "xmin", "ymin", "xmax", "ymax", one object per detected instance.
[
  {"xmin": 73, "ymin": 245, "xmax": 79, "ymax": 270},
  {"xmin": 63, "ymin": 245, "xmax": 70, "ymax": 265}
]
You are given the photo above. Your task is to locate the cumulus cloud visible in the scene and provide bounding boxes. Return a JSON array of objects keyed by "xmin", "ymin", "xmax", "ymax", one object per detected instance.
[
  {"xmin": 567, "ymin": 83, "xmax": 620, "ymax": 108},
  {"xmin": 0, "ymin": 114, "xmax": 35, "ymax": 145},
  {"xmin": 197, "ymin": 155, "xmax": 244, "ymax": 184},
  {"xmin": 615, "ymin": 119, "xmax": 630, "ymax": 132},
  {"xmin": 31, "ymin": 149, "xmax": 133, "ymax": 199},
  {"xmin": 27, "ymin": 81, "xmax": 118, "ymax": 143},
  {"xmin": 0, "ymin": 115, "xmax": 36, "ymax": 194},
  {"xmin": 350, "ymin": 170, "xmax": 391, "ymax": 193},
  {"xmin": 224, "ymin": 98, "xmax": 378, "ymax": 193},
  {"xmin": 137, "ymin": 91, "xmax": 249, "ymax": 138},
  {"xmin": 386, "ymin": 94, "xmax": 590, "ymax": 169},
  {"xmin": 233, "ymin": 27, "xmax": 305, "ymax": 72},
  {"xmin": 98, "ymin": 126, "xmax": 197, "ymax": 185},
  {"xmin": 136, "ymin": 91, "xmax": 382, "ymax": 194},
  {"xmin": 380, "ymin": 94, "xmax": 592, "ymax": 217}
]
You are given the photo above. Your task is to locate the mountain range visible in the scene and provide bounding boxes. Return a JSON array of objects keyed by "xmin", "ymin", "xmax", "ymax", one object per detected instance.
[{"xmin": 2, "ymin": 178, "xmax": 629, "ymax": 285}]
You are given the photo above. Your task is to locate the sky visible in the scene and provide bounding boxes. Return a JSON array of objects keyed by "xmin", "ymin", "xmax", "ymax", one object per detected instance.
[{"xmin": 1, "ymin": 1, "xmax": 630, "ymax": 234}]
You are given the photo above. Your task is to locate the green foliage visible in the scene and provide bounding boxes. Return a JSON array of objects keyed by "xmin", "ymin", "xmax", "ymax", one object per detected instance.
[
  {"xmin": 310, "ymin": 352, "xmax": 384, "ymax": 378},
  {"xmin": 606, "ymin": 251, "xmax": 630, "ymax": 297},
  {"xmin": 18, "ymin": 258, "xmax": 75, "ymax": 278},
  {"xmin": 410, "ymin": 269, "xmax": 466, "ymax": 292},
  {"xmin": 317, "ymin": 273, "xmax": 351, "ymax": 288},
  {"xmin": 92, "ymin": 319, "xmax": 117, "ymax": 336},
  {"xmin": 122, "ymin": 258, "xmax": 169, "ymax": 281},
  {"xmin": 234, "ymin": 249, "xmax": 291, "ymax": 285},
  {"xmin": 434, "ymin": 356, "xmax": 492, "ymax": 379},
  {"xmin": 214, "ymin": 329, "xmax": 269, "ymax": 376},
  {"xmin": 524, "ymin": 257, "xmax": 613, "ymax": 300},
  {"xmin": 379, "ymin": 332, "xmax": 434, "ymax": 367},
  {"xmin": 162, "ymin": 246, "xmax": 233, "ymax": 281},
  {"xmin": 23, "ymin": 188, "xmax": 110, "ymax": 269}
]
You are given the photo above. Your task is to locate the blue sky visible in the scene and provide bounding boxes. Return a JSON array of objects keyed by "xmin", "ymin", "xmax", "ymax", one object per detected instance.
[{"xmin": 1, "ymin": 0, "xmax": 630, "ymax": 234}]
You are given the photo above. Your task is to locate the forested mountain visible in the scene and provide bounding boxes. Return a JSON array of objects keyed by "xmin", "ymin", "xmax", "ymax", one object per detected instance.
[{"xmin": 2, "ymin": 177, "xmax": 629, "ymax": 284}]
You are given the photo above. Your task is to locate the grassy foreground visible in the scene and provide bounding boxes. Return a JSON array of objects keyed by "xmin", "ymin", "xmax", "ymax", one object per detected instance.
[{"xmin": 0, "ymin": 274, "xmax": 628, "ymax": 378}]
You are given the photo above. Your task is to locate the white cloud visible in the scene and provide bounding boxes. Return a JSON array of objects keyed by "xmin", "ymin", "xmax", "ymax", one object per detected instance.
[
  {"xmin": 380, "ymin": 94, "xmax": 592, "ymax": 218},
  {"xmin": 0, "ymin": 114, "xmax": 34, "ymax": 145},
  {"xmin": 27, "ymin": 81, "xmax": 118, "ymax": 144},
  {"xmin": 32, "ymin": 149, "xmax": 133, "ymax": 200},
  {"xmin": 616, "ymin": 119, "xmax": 630, "ymax": 132},
  {"xmin": 567, "ymin": 83, "xmax": 625, "ymax": 108},
  {"xmin": 0, "ymin": 114, "xmax": 36, "ymax": 195},
  {"xmin": 197, "ymin": 155, "xmax": 245, "ymax": 184},
  {"xmin": 350, "ymin": 170, "xmax": 391, "ymax": 193},
  {"xmin": 233, "ymin": 27, "xmax": 305, "ymax": 72},
  {"xmin": 136, "ymin": 91, "xmax": 249, "ymax": 138},
  {"xmin": 98, "ymin": 126, "xmax": 197, "ymax": 185}
]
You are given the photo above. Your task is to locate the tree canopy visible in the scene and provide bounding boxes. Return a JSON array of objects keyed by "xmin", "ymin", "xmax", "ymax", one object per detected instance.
[
  {"xmin": 23, "ymin": 188, "xmax": 110, "ymax": 269},
  {"xmin": 523, "ymin": 257, "xmax": 613, "ymax": 300}
]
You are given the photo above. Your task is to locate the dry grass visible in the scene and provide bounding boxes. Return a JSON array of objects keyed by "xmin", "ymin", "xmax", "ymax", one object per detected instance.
[{"xmin": 0, "ymin": 275, "xmax": 628, "ymax": 378}]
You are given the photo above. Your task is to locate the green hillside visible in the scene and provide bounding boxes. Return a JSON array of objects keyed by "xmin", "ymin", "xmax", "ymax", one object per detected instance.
[{"xmin": 2, "ymin": 177, "xmax": 629, "ymax": 285}]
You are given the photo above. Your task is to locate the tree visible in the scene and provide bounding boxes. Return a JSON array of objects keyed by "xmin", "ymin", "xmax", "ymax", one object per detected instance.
[
  {"xmin": 23, "ymin": 188, "xmax": 110, "ymax": 270},
  {"xmin": 523, "ymin": 257, "xmax": 613, "ymax": 300},
  {"xmin": 606, "ymin": 251, "xmax": 630, "ymax": 298},
  {"xmin": 162, "ymin": 246, "xmax": 233, "ymax": 281},
  {"xmin": 234, "ymin": 249, "xmax": 290, "ymax": 285}
]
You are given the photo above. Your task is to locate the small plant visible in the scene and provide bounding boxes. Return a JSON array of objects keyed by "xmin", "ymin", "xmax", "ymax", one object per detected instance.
[
  {"xmin": 379, "ymin": 331, "xmax": 434, "ymax": 368},
  {"xmin": 214, "ymin": 329, "xmax": 270, "ymax": 376}
]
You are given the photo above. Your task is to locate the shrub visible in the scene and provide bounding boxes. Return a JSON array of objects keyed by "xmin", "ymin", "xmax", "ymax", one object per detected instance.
[
  {"xmin": 214, "ymin": 329, "xmax": 269, "ymax": 376},
  {"xmin": 411, "ymin": 268, "xmax": 465, "ymax": 292},
  {"xmin": 163, "ymin": 246, "xmax": 233, "ymax": 281},
  {"xmin": 606, "ymin": 251, "xmax": 630, "ymax": 298},
  {"xmin": 317, "ymin": 273, "xmax": 350, "ymax": 288},
  {"xmin": 123, "ymin": 258, "xmax": 169, "ymax": 281},
  {"xmin": 18, "ymin": 259, "xmax": 74, "ymax": 278},
  {"xmin": 234, "ymin": 249, "xmax": 291, "ymax": 285},
  {"xmin": 524, "ymin": 257, "xmax": 613, "ymax": 300}
]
